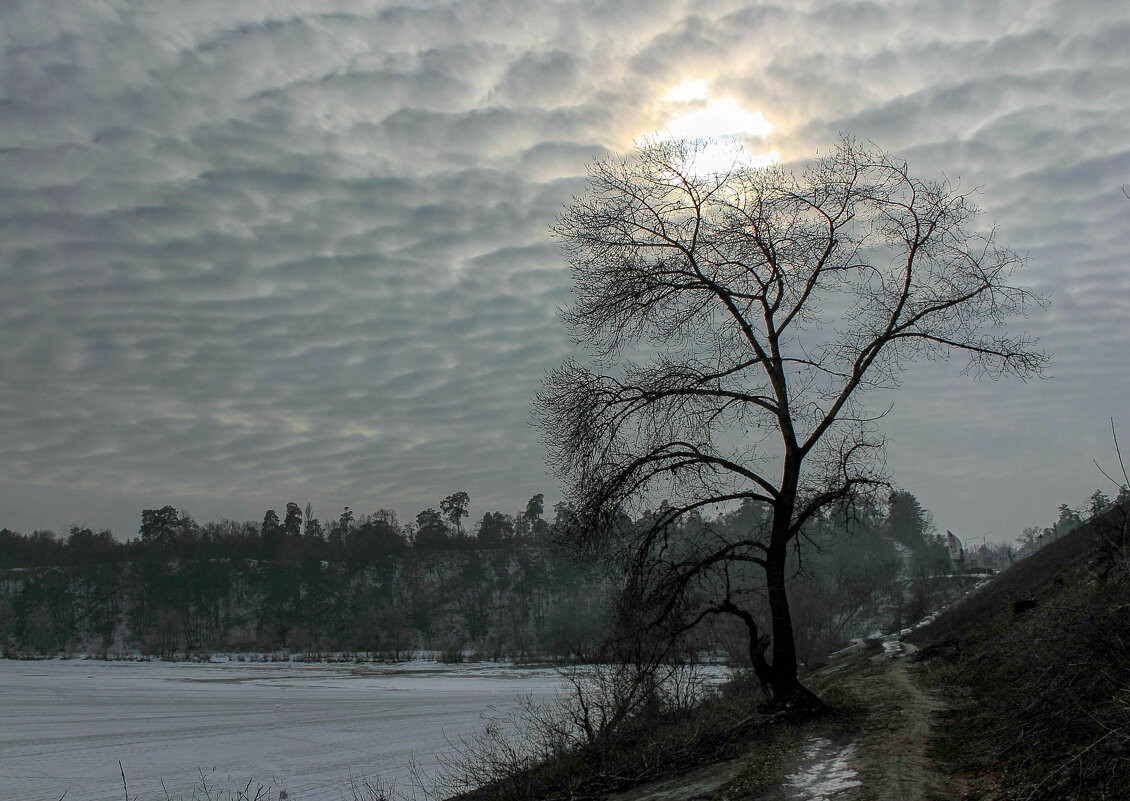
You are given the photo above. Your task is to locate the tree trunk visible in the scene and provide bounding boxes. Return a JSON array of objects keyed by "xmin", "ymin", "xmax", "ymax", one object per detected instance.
[
  {"xmin": 746, "ymin": 627, "xmax": 772, "ymax": 692},
  {"xmin": 718, "ymin": 599, "xmax": 774, "ymax": 698},
  {"xmin": 764, "ymin": 518, "xmax": 827, "ymax": 717},
  {"xmin": 765, "ymin": 542, "xmax": 799, "ymax": 696}
]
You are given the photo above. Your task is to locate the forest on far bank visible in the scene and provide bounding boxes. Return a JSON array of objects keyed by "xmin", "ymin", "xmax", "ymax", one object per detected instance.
[{"xmin": 0, "ymin": 487, "xmax": 1115, "ymax": 664}]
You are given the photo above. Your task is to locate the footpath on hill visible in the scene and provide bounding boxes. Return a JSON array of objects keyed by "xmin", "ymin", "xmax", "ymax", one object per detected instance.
[{"xmin": 607, "ymin": 638, "xmax": 959, "ymax": 801}]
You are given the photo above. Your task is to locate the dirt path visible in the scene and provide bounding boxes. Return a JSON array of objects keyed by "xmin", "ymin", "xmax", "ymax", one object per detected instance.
[
  {"xmin": 827, "ymin": 641, "xmax": 951, "ymax": 801},
  {"xmin": 604, "ymin": 640, "xmax": 956, "ymax": 801}
]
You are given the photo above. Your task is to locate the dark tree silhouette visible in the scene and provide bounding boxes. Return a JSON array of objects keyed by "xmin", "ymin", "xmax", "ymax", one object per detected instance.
[
  {"xmin": 260, "ymin": 509, "xmax": 283, "ymax": 556},
  {"xmin": 536, "ymin": 137, "xmax": 1048, "ymax": 708},
  {"xmin": 441, "ymin": 491, "xmax": 471, "ymax": 537},
  {"xmin": 284, "ymin": 502, "xmax": 304, "ymax": 539},
  {"xmin": 415, "ymin": 507, "xmax": 449, "ymax": 549},
  {"xmin": 139, "ymin": 506, "xmax": 195, "ymax": 551}
]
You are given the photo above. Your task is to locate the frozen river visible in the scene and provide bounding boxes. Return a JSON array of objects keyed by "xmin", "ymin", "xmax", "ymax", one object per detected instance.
[{"xmin": 0, "ymin": 657, "xmax": 568, "ymax": 801}]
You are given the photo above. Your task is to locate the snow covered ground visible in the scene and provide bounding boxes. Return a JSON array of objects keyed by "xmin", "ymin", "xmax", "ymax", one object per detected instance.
[
  {"xmin": 781, "ymin": 737, "xmax": 861, "ymax": 800},
  {"xmin": 0, "ymin": 658, "xmax": 568, "ymax": 801}
]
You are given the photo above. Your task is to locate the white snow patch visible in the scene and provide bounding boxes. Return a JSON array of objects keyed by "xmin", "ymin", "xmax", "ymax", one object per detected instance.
[
  {"xmin": 881, "ymin": 639, "xmax": 903, "ymax": 658},
  {"xmin": 0, "ymin": 658, "xmax": 566, "ymax": 801},
  {"xmin": 782, "ymin": 737, "xmax": 862, "ymax": 800}
]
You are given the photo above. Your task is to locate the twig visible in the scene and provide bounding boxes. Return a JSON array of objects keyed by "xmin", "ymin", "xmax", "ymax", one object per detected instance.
[
  {"xmin": 119, "ymin": 761, "xmax": 129, "ymax": 801},
  {"xmin": 1022, "ymin": 729, "xmax": 1118, "ymax": 799},
  {"xmin": 197, "ymin": 766, "xmax": 213, "ymax": 801},
  {"xmin": 1094, "ymin": 418, "xmax": 1129, "ymax": 490},
  {"xmin": 1112, "ymin": 418, "xmax": 1128, "ymax": 486}
]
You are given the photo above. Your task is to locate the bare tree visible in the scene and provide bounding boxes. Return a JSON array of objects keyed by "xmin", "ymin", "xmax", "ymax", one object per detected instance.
[{"xmin": 536, "ymin": 136, "xmax": 1048, "ymax": 709}]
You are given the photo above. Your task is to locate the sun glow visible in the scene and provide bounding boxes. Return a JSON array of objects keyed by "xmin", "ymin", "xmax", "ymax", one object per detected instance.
[
  {"xmin": 658, "ymin": 97, "xmax": 773, "ymax": 141},
  {"xmin": 648, "ymin": 80, "xmax": 779, "ymax": 174},
  {"xmin": 663, "ymin": 79, "xmax": 709, "ymax": 103}
]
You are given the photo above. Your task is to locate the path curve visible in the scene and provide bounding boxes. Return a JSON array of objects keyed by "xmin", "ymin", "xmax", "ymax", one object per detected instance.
[
  {"xmin": 830, "ymin": 642, "xmax": 948, "ymax": 801},
  {"xmin": 604, "ymin": 640, "xmax": 956, "ymax": 801}
]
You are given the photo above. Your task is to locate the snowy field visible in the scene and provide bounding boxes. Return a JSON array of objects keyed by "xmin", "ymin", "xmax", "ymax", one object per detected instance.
[{"xmin": 0, "ymin": 658, "xmax": 568, "ymax": 801}]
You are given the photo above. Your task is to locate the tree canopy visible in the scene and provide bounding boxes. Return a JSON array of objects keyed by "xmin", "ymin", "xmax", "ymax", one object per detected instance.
[{"xmin": 537, "ymin": 136, "xmax": 1048, "ymax": 706}]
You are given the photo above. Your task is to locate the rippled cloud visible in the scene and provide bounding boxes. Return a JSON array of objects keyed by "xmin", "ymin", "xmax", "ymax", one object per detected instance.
[{"xmin": 1, "ymin": 0, "xmax": 1127, "ymax": 540}]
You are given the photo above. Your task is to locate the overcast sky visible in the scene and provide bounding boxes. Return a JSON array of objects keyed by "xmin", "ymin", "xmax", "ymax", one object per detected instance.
[{"xmin": 2, "ymin": 0, "xmax": 1127, "ymax": 544}]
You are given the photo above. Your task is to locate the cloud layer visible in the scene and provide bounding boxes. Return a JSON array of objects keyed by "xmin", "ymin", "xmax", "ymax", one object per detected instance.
[{"xmin": 2, "ymin": 0, "xmax": 1127, "ymax": 540}]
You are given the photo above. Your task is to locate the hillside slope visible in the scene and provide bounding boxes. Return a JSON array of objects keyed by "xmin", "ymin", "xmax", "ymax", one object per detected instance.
[
  {"xmin": 908, "ymin": 502, "xmax": 1129, "ymax": 652},
  {"xmin": 591, "ymin": 504, "xmax": 1130, "ymax": 801},
  {"xmin": 908, "ymin": 502, "xmax": 1130, "ymax": 800}
]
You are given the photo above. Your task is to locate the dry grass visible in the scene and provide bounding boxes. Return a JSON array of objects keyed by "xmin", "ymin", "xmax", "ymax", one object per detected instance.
[
  {"xmin": 915, "ymin": 504, "xmax": 1130, "ymax": 801},
  {"xmin": 438, "ymin": 664, "xmax": 778, "ymax": 801}
]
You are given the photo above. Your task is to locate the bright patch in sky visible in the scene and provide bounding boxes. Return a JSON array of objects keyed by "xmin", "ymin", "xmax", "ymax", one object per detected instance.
[
  {"xmin": 651, "ymin": 81, "xmax": 778, "ymax": 173},
  {"xmin": 659, "ymin": 97, "xmax": 774, "ymax": 141},
  {"xmin": 664, "ymin": 79, "xmax": 709, "ymax": 103},
  {"xmin": 669, "ymin": 139, "xmax": 780, "ymax": 176}
]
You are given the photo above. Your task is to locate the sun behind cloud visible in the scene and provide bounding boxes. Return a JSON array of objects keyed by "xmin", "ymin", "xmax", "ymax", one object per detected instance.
[
  {"xmin": 659, "ymin": 97, "xmax": 773, "ymax": 141},
  {"xmin": 663, "ymin": 79, "xmax": 709, "ymax": 103},
  {"xmin": 649, "ymin": 79, "xmax": 779, "ymax": 172}
]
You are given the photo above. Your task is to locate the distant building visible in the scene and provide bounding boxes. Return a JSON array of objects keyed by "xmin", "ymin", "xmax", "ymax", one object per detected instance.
[{"xmin": 946, "ymin": 530, "xmax": 964, "ymax": 563}]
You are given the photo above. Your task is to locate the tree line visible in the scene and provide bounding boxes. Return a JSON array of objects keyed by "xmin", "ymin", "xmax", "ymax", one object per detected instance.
[
  {"xmin": 1014, "ymin": 486, "xmax": 1128, "ymax": 557},
  {"xmin": 1, "ymin": 487, "xmax": 972, "ymax": 666},
  {"xmin": 0, "ymin": 493, "xmax": 614, "ymax": 660},
  {"xmin": 0, "ymin": 492, "xmax": 554, "ymax": 569}
]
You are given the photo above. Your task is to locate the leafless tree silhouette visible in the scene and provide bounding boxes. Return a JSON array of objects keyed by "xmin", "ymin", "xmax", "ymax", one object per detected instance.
[{"xmin": 536, "ymin": 136, "xmax": 1048, "ymax": 708}]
